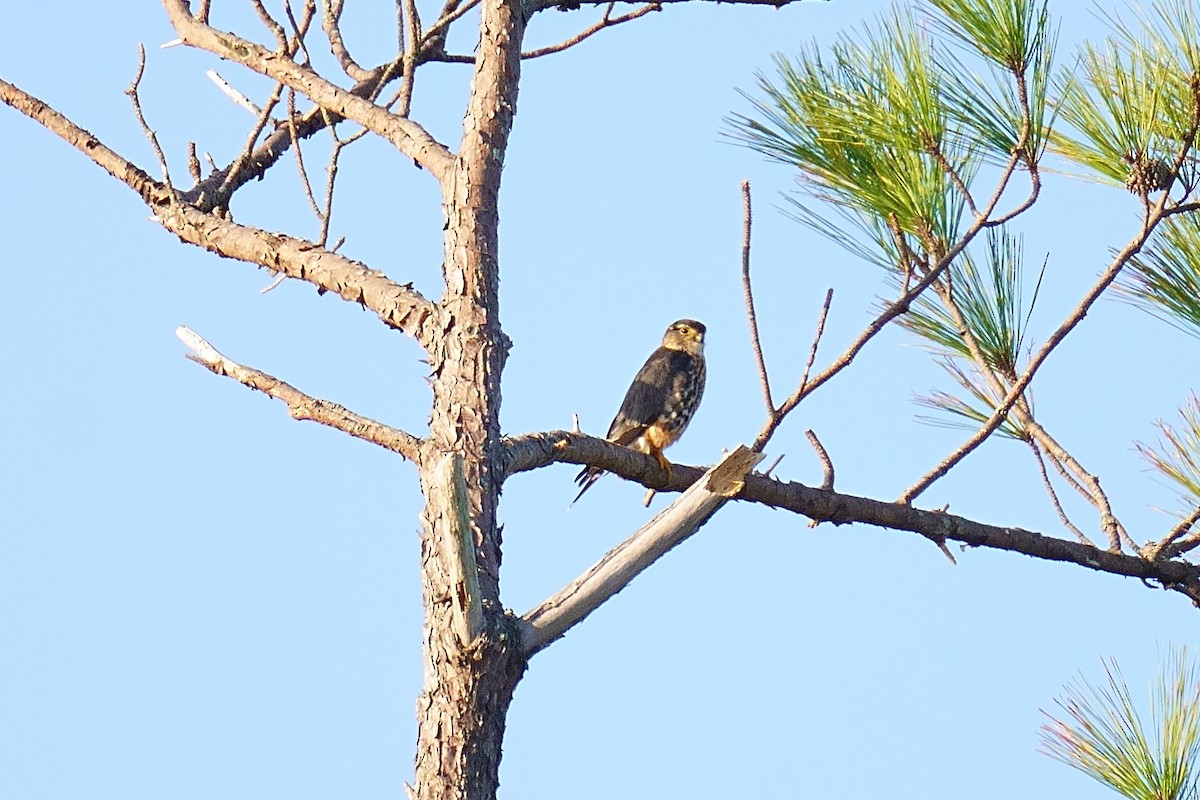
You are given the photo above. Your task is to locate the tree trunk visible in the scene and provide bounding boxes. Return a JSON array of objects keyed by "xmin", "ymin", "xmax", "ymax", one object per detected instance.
[{"xmin": 412, "ymin": 0, "xmax": 528, "ymax": 797}]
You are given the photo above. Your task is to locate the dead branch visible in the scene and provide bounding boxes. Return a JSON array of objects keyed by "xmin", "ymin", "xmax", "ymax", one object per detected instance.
[
  {"xmin": 160, "ymin": 0, "xmax": 454, "ymax": 179},
  {"xmin": 502, "ymin": 430, "xmax": 1200, "ymax": 604},
  {"xmin": 206, "ymin": 69, "xmax": 264, "ymax": 115},
  {"xmin": 740, "ymin": 180, "xmax": 774, "ymax": 414},
  {"xmin": 321, "ymin": 0, "xmax": 374, "ymax": 81},
  {"xmin": 125, "ymin": 45, "xmax": 173, "ymax": 189},
  {"xmin": 520, "ymin": 447, "xmax": 763, "ymax": 655},
  {"xmin": 176, "ymin": 327, "xmax": 425, "ymax": 461},
  {"xmin": 398, "ymin": 0, "xmax": 422, "ymax": 116},
  {"xmin": 1028, "ymin": 441, "xmax": 1092, "ymax": 547},
  {"xmin": 522, "ymin": 4, "xmax": 661, "ymax": 59},
  {"xmin": 217, "ymin": 81, "xmax": 286, "ymax": 202},
  {"xmin": 753, "ymin": 288, "xmax": 832, "ymax": 451},
  {"xmin": 0, "ymin": 78, "xmax": 438, "ymax": 345},
  {"xmin": 805, "ymin": 430, "xmax": 833, "ymax": 491}
]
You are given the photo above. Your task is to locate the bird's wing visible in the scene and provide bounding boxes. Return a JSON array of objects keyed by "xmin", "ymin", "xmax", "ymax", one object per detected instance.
[{"xmin": 606, "ymin": 347, "xmax": 690, "ymax": 444}]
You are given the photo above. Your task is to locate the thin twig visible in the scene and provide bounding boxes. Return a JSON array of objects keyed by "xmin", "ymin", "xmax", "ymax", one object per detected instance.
[
  {"xmin": 1028, "ymin": 442, "xmax": 1092, "ymax": 546},
  {"xmin": 796, "ymin": 288, "xmax": 833, "ymax": 401},
  {"xmin": 218, "ymin": 82, "xmax": 286, "ymax": 201},
  {"xmin": 751, "ymin": 288, "xmax": 832, "ymax": 452},
  {"xmin": 322, "ymin": 0, "xmax": 373, "ymax": 81},
  {"xmin": 251, "ymin": 0, "xmax": 290, "ymax": 49},
  {"xmin": 422, "ymin": 0, "xmax": 480, "ymax": 48},
  {"xmin": 1146, "ymin": 505, "xmax": 1200, "ymax": 560},
  {"xmin": 521, "ymin": 4, "xmax": 661, "ymax": 59},
  {"xmin": 740, "ymin": 181, "xmax": 774, "ymax": 414},
  {"xmin": 125, "ymin": 45, "xmax": 173, "ymax": 190},
  {"xmin": 398, "ymin": 0, "xmax": 422, "ymax": 117},
  {"xmin": 284, "ymin": 0, "xmax": 318, "ymax": 65},
  {"xmin": 287, "ymin": 88, "xmax": 325, "ymax": 222}
]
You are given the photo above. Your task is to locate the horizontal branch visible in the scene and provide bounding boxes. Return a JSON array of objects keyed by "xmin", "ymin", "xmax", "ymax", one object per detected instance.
[
  {"xmin": 176, "ymin": 327, "xmax": 424, "ymax": 461},
  {"xmin": 502, "ymin": 431, "xmax": 1200, "ymax": 604},
  {"xmin": 161, "ymin": 0, "xmax": 454, "ymax": 179},
  {"xmin": 524, "ymin": 0, "xmax": 801, "ymax": 12},
  {"xmin": 520, "ymin": 446, "xmax": 763, "ymax": 655},
  {"xmin": 0, "ymin": 77, "xmax": 437, "ymax": 345}
]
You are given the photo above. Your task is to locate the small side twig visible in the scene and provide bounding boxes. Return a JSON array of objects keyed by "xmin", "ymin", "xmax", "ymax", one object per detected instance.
[
  {"xmin": 1028, "ymin": 441, "xmax": 1092, "ymax": 546},
  {"xmin": 126, "ymin": 45, "xmax": 173, "ymax": 190},
  {"xmin": 1146, "ymin": 505, "xmax": 1200, "ymax": 561},
  {"xmin": 251, "ymin": 0, "xmax": 290, "ymax": 49},
  {"xmin": 287, "ymin": 89, "xmax": 325, "ymax": 222},
  {"xmin": 321, "ymin": 0, "xmax": 373, "ymax": 81},
  {"xmin": 398, "ymin": 0, "xmax": 422, "ymax": 116},
  {"xmin": 751, "ymin": 288, "xmax": 833, "ymax": 452},
  {"xmin": 740, "ymin": 181, "xmax": 774, "ymax": 413},
  {"xmin": 521, "ymin": 3, "xmax": 660, "ymax": 59},
  {"xmin": 805, "ymin": 430, "xmax": 833, "ymax": 491}
]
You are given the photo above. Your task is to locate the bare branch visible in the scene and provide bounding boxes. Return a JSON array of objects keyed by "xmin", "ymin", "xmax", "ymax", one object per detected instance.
[
  {"xmin": 125, "ymin": 45, "xmax": 173, "ymax": 189},
  {"xmin": 1, "ymin": 77, "xmax": 437, "ymax": 343},
  {"xmin": 520, "ymin": 447, "xmax": 764, "ymax": 655},
  {"xmin": 1028, "ymin": 441, "xmax": 1093, "ymax": 547},
  {"xmin": 160, "ymin": 0, "xmax": 454, "ymax": 179},
  {"xmin": 205, "ymin": 69, "xmax": 263, "ymax": 115},
  {"xmin": 288, "ymin": 89, "xmax": 325, "ymax": 223},
  {"xmin": 523, "ymin": 0, "xmax": 804, "ymax": 12},
  {"xmin": 251, "ymin": 0, "xmax": 290, "ymax": 49},
  {"xmin": 423, "ymin": 0, "xmax": 481, "ymax": 48},
  {"xmin": 176, "ymin": 327, "xmax": 425, "ymax": 461},
  {"xmin": 321, "ymin": 0, "xmax": 374, "ymax": 81},
  {"xmin": 751, "ymin": 287, "xmax": 832, "ymax": 452},
  {"xmin": 522, "ymin": 3, "xmax": 661, "ymax": 59},
  {"xmin": 503, "ymin": 431, "xmax": 1200, "ymax": 604},
  {"xmin": 156, "ymin": 203, "xmax": 438, "ymax": 342},
  {"xmin": 740, "ymin": 180, "xmax": 774, "ymax": 414},
  {"xmin": 216, "ymin": 80, "xmax": 286, "ymax": 202},
  {"xmin": 398, "ymin": 0, "xmax": 422, "ymax": 116},
  {"xmin": 1156, "ymin": 507, "xmax": 1200, "ymax": 559}
]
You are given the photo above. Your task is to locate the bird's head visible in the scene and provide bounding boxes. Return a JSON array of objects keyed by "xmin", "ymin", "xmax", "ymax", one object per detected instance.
[{"xmin": 662, "ymin": 319, "xmax": 706, "ymax": 355}]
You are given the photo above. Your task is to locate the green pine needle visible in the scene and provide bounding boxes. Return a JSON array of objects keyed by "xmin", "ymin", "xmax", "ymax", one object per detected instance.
[
  {"xmin": 1041, "ymin": 649, "xmax": 1200, "ymax": 800},
  {"xmin": 1136, "ymin": 395, "xmax": 1200, "ymax": 511},
  {"xmin": 1122, "ymin": 214, "xmax": 1200, "ymax": 339},
  {"xmin": 1050, "ymin": 0, "xmax": 1200, "ymax": 187}
]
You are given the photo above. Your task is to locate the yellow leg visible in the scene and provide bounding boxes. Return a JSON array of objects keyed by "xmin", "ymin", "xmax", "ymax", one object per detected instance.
[{"xmin": 652, "ymin": 448, "xmax": 672, "ymax": 479}]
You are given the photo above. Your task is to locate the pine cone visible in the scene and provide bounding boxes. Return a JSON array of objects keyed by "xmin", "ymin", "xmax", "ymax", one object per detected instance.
[{"xmin": 1124, "ymin": 155, "xmax": 1172, "ymax": 195}]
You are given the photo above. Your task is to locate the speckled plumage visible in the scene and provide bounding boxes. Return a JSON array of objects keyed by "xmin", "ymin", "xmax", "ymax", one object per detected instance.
[{"xmin": 574, "ymin": 320, "xmax": 706, "ymax": 503}]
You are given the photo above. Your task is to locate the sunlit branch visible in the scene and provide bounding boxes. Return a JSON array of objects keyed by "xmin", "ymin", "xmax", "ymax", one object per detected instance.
[
  {"xmin": 502, "ymin": 430, "xmax": 1200, "ymax": 604},
  {"xmin": 160, "ymin": 0, "xmax": 454, "ymax": 179},
  {"xmin": 176, "ymin": 327, "xmax": 425, "ymax": 461},
  {"xmin": 520, "ymin": 447, "xmax": 763, "ymax": 655}
]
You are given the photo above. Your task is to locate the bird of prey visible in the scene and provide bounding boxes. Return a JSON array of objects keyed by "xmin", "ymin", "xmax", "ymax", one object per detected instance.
[{"xmin": 574, "ymin": 319, "xmax": 707, "ymax": 503}]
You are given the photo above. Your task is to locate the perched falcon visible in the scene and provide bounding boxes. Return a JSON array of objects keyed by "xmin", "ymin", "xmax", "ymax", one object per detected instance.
[{"xmin": 573, "ymin": 319, "xmax": 707, "ymax": 503}]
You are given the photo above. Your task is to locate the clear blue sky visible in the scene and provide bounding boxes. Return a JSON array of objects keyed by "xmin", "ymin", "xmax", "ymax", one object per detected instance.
[{"xmin": 2, "ymin": 2, "xmax": 1194, "ymax": 798}]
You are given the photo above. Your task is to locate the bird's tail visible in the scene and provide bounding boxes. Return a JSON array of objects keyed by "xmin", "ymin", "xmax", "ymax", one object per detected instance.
[{"xmin": 571, "ymin": 465, "xmax": 605, "ymax": 506}]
